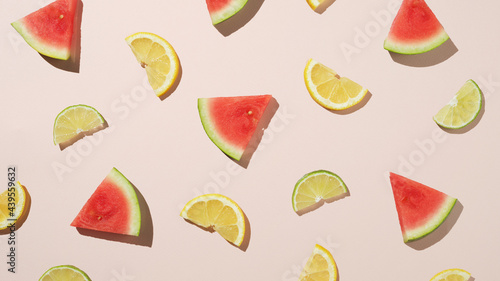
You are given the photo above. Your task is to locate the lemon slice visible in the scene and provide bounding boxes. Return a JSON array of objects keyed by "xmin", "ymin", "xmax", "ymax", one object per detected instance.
[
  {"xmin": 304, "ymin": 59, "xmax": 368, "ymax": 110},
  {"xmin": 299, "ymin": 244, "xmax": 338, "ymax": 281},
  {"xmin": 292, "ymin": 170, "xmax": 348, "ymax": 212},
  {"xmin": 53, "ymin": 104, "xmax": 106, "ymax": 146},
  {"xmin": 0, "ymin": 181, "xmax": 26, "ymax": 230},
  {"xmin": 430, "ymin": 268, "xmax": 471, "ymax": 281},
  {"xmin": 39, "ymin": 265, "xmax": 92, "ymax": 281},
  {"xmin": 125, "ymin": 32, "xmax": 180, "ymax": 98},
  {"xmin": 180, "ymin": 194, "xmax": 246, "ymax": 246},
  {"xmin": 306, "ymin": 0, "xmax": 325, "ymax": 10},
  {"xmin": 433, "ymin": 80, "xmax": 482, "ymax": 129}
]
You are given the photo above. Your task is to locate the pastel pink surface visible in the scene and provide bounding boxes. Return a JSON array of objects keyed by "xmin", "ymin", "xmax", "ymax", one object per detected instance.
[{"xmin": 1, "ymin": 0, "xmax": 500, "ymax": 280}]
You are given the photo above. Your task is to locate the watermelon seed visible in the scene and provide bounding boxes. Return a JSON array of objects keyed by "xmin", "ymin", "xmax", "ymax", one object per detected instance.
[
  {"xmin": 97, "ymin": 216, "xmax": 102, "ymax": 221},
  {"xmin": 140, "ymin": 62, "xmax": 147, "ymax": 68},
  {"xmin": 247, "ymin": 111, "xmax": 253, "ymax": 115},
  {"xmin": 59, "ymin": 14, "xmax": 64, "ymax": 19}
]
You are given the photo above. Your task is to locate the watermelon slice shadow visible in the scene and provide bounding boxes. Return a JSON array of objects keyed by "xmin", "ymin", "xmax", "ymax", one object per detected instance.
[
  {"xmin": 76, "ymin": 181, "xmax": 154, "ymax": 247},
  {"xmin": 232, "ymin": 96, "xmax": 279, "ymax": 168},
  {"xmin": 389, "ymin": 38, "xmax": 458, "ymax": 67},
  {"xmin": 41, "ymin": 0, "xmax": 83, "ymax": 73},
  {"xmin": 407, "ymin": 199, "xmax": 463, "ymax": 250},
  {"xmin": 214, "ymin": 0, "xmax": 265, "ymax": 37}
]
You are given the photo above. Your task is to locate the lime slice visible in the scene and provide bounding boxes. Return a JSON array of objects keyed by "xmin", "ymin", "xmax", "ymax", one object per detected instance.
[
  {"xmin": 292, "ymin": 170, "xmax": 348, "ymax": 212},
  {"xmin": 429, "ymin": 268, "xmax": 471, "ymax": 281},
  {"xmin": 53, "ymin": 104, "xmax": 106, "ymax": 145},
  {"xmin": 39, "ymin": 265, "xmax": 92, "ymax": 281},
  {"xmin": 433, "ymin": 80, "xmax": 482, "ymax": 129}
]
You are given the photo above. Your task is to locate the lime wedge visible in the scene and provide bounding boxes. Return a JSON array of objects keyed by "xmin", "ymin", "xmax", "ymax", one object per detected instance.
[
  {"xmin": 53, "ymin": 104, "xmax": 106, "ymax": 146},
  {"xmin": 433, "ymin": 80, "xmax": 482, "ymax": 129},
  {"xmin": 39, "ymin": 265, "xmax": 92, "ymax": 281},
  {"xmin": 292, "ymin": 170, "xmax": 348, "ymax": 212}
]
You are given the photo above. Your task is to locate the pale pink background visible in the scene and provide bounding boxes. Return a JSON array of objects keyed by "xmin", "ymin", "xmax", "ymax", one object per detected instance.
[{"xmin": 1, "ymin": 0, "xmax": 500, "ymax": 280}]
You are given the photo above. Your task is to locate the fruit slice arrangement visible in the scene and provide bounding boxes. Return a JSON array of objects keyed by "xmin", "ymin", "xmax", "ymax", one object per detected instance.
[
  {"xmin": 384, "ymin": 0, "xmax": 449, "ymax": 54},
  {"xmin": 198, "ymin": 95, "xmax": 272, "ymax": 161},
  {"xmin": 298, "ymin": 244, "xmax": 338, "ymax": 281},
  {"xmin": 304, "ymin": 59, "xmax": 368, "ymax": 110},
  {"xmin": 39, "ymin": 265, "xmax": 92, "ymax": 281},
  {"xmin": 53, "ymin": 104, "xmax": 107, "ymax": 148},
  {"xmin": 206, "ymin": 0, "xmax": 248, "ymax": 25},
  {"xmin": 125, "ymin": 32, "xmax": 180, "ymax": 98},
  {"xmin": 389, "ymin": 173, "xmax": 457, "ymax": 242},
  {"xmin": 292, "ymin": 170, "xmax": 348, "ymax": 213},
  {"xmin": 433, "ymin": 80, "xmax": 483, "ymax": 129},
  {"xmin": 11, "ymin": 0, "xmax": 78, "ymax": 60},
  {"xmin": 180, "ymin": 194, "xmax": 246, "ymax": 247},
  {"xmin": 71, "ymin": 168, "xmax": 141, "ymax": 236}
]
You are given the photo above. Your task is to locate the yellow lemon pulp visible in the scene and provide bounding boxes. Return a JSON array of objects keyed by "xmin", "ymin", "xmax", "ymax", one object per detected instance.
[
  {"xmin": 125, "ymin": 32, "xmax": 180, "ymax": 98},
  {"xmin": 180, "ymin": 194, "xmax": 246, "ymax": 246},
  {"xmin": 306, "ymin": 0, "xmax": 325, "ymax": 10},
  {"xmin": 304, "ymin": 59, "xmax": 368, "ymax": 110},
  {"xmin": 299, "ymin": 244, "xmax": 338, "ymax": 281},
  {"xmin": 39, "ymin": 265, "xmax": 92, "ymax": 281},
  {"xmin": 53, "ymin": 104, "xmax": 106, "ymax": 145},
  {"xmin": 429, "ymin": 268, "xmax": 471, "ymax": 281},
  {"xmin": 0, "ymin": 181, "xmax": 26, "ymax": 230},
  {"xmin": 292, "ymin": 170, "xmax": 348, "ymax": 212}
]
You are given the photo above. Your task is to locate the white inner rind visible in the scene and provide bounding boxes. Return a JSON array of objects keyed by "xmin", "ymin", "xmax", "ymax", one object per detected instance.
[
  {"xmin": 108, "ymin": 168, "xmax": 141, "ymax": 236},
  {"xmin": 404, "ymin": 196, "xmax": 456, "ymax": 242},
  {"xmin": 384, "ymin": 29, "xmax": 449, "ymax": 55}
]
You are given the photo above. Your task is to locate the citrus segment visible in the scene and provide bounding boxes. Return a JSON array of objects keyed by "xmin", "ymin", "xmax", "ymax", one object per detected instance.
[
  {"xmin": 0, "ymin": 182, "xmax": 26, "ymax": 230},
  {"xmin": 39, "ymin": 265, "xmax": 91, "ymax": 281},
  {"xmin": 433, "ymin": 80, "xmax": 482, "ymax": 129},
  {"xmin": 53, "ymin": 104, "xmax": 106, "ymax": 146},
  {"xmin": 430, "ymin": 268, "xmax": 471, "ymax": 281},
  {"xmin": 292, "ymin": 170, "xmax": 348, "ymax": 212},
  {"xmin": 299, "ymin": 244, "xmax": 338, "ymax": 281},
  {"xmin": 180, "ymin": 194, "xmax": 245, "ymax": 246},
  {"xmin": 125, "ymin": 32, "xmax": 179, "ymax": 98},
  {"xmin": 304, "ymin": 59, "xmax": 368, "ymax": 110}
]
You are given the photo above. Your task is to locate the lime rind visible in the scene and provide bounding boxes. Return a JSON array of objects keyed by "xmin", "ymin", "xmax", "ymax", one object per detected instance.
[
  {"xmin": 39, "ymin": 265, "xmax": 92, "ymax": 281},
  {"xmin": 52, "ymin": 104, "xmax": 106, "ymax": 145},
  {"xmin": 433, "ymin": 80, "xmax": 482, "ymax": 129},
  {"xmin": 292, "ymin": 170, "xmax": 348, "ymax": 212}
]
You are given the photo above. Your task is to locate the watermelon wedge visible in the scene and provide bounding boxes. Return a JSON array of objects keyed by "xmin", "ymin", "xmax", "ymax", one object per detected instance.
[
  {"xmin": 71, "ymin": 168, "xmax": 141, "ymax": 236},
  {"xmin": 384, "ymin": 0, "xmax": 449, "ymax": 55},
  {"xmin": 389, "ymin": 173, "xmax": 456, "ymax": 242},
  {"xmin": 11, "ymin": 0, "xmax": 78, "ymax": 60},
  {"xmin": 206, "ymin": 0, "xmax": 248, "ymax": 25},
  {"xmin": 198, "ymin": 95, "xmax": 272, "ymax": 161}
]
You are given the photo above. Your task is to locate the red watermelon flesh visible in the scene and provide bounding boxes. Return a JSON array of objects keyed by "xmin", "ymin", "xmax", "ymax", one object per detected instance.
[
  {"xmin": 198, "ymin": 95, "xmax": 272, "ymax": 161},
  {"xmin": 384, "ymin": 0, "xmax": 449, "ymax": 54},
  {"xmin": 389, "ymin": 173, "xmax": 456, "ymax": 242},
  {"xmin": 206, "ymin": 0, "xmax": 248, "ymax": 25},
  {"xmin": 11, "ymin": 0, "xmax": 78, "ymax": 60},
  {"xmin": 71, "ymin": 168, "xmax": 141, "ymax": 236}
]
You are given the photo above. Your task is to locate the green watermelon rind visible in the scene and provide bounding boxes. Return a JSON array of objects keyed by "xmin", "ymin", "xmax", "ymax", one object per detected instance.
[
  {"xmin": 198, "ymin": 98, "xmax": 244, "ymax": 161},
  {"xmin": 11, "ymin": 19, "xmax": 71, "ymax": 60},
  {"xmin": 383, "ymin": 29, "xmax": 449, "ymax": 55},
  {"xmin": 403, "ymin": 196, "xmax": 456, "ymax": 242},
  {"xmin": 209, "ymin": 0, "xmax": 249, "ymax": 25},
  {"xmin": 108, "ymin": 167, "xmax": 141, "ymax": 236}
]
